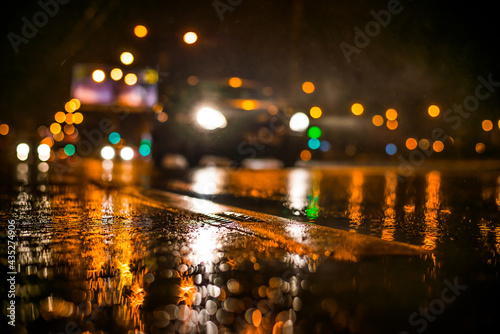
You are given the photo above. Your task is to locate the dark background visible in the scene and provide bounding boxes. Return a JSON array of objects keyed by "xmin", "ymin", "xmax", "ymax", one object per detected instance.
[{"xmin": 1, "ymin": 0, "xmax": 499, "ymax": 140}]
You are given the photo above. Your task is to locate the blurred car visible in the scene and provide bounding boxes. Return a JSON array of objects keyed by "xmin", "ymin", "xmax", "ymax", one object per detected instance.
[{"xmin": 152, "ymin": 77, "xmax": 306, "ymax": 167}]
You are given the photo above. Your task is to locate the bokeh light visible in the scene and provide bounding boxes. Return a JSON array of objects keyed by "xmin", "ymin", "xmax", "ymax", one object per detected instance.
[
  {"xmin": 229, "ymin": 77, "xmax": 242, "ymax": 88},
  {"xmin": 310, "ymin": 106, "xmax": 322, "ymax": 119},
  {"xmin": 50, "ymin": 122, "xmax": 61, "ymax": 135},
  {"xmin": 64, "ymin": 144, "xmax": 76, "ymax": 156},
  {"xmin": 70, "ymin": 98, "xmax": 81, "ymax": 110},
  {"xmin": 300, "ymin": 150, "xmax": 311, "ymax": 161},
  {"xmin": 433, "ymin": 140, "xmax": 444, "ymax": 152},
  {"xmin": 64, "ymin": 124, "xmax": 75, "ymax": 135},
  {"xmin": 124, "ymin": 73, "xmax": 138, "ymax": 85},
  {"xmin": 308, "ymin": 138, "xmax": 321, "ymax": 150},
  {"xmin": 120, "ymin": 147, "xmax": 134, "ymax": 160},
  {"xmin": 109, "ymin": 132, "xmax": 121, "ymax": 145},
  {"xmin": 289, "ymin": 112, "xmax": 309, "ymax": 132},
  {"xmin": 241, "ymin": 100, "xmax": 257, "ymax": 110},
  {"xmin": 73, "ymin": 112, "xmax": 84, "ymax": 124},
  {"xmin": 134, "ymin": 25, "xmax": 148, "ymax": 38},
  {"xmin": 110, "ymin": 68, "xmax": 123, "ymax": 81},
  {"xmin": 482, "ymin": 119, "xmax": 493, "ymax": 131},
  {"xmin": 0, "ymin": 124, "xmax": 10, "ymax": 135},
  {"xmin": 66, "ymin": 113, "xmax": 75, "ymax": 124},
  {"xmin": 428, "ymin": 105, "xmax": 440, "ymax": 117},
  {"xmin": 320, "ymin": 141, "xmax": 331, "ymax": 152},
  {"xmin": 385, "ymin": 143, "xmax": 397, "ymax": 155},
  {"xmin": 372, "ymin": 115, "xmax": 384, "ymax": 126},
  {"xmin": 385, "ymin": 108, "xmax": 398, "ymax": 121},
  {"xmin": 101, "ymin": 146, "xmax": 115, "ymax": 160},
  {"xmin": 157, "ymin": 112, "xmax": 168, "ymax": 122},
  {"xmin": 65, "ymin": 101, "xmax": 77, "ymax": 113},
  {"xmin": 139, "ymin": 144, "xmax": 151, "ymax": 156},
  {"xmin": 386, "ymin": 120, "xmax": 398, "ymax": 130},
  {"xmin": 120, "ymin": 52, "xmax": 134, "ymax": 65},
  {"xmin": 92, "ymin": 69, "xmax": 105, "ymax": 82},
  {"xmin": 351, "ymin": 103, "xmax": 364, "ymax": 116},
  {"xmin": 302, "ymin": 81, "xmax": 315, "ymax": 94},
  {"xmin": 308, "ymin": 126, "xmax": 322, "ymax": 139},
  {"xmin": 187, "ymin": 75, "xmax": 199, "ymax": 86},
  {"xmin": 183, "ymin": 32, "xmax": 198, "ymax": 44},
  {"xmin": 475, "ymin": 142, "xmax": 486, "ymax": 154},
  {"xmin": 55, "ymin": 111, "xmax": 66, "ymax": 123},
  {"xmin": 406, "ymin": 138, "xmax": 418, "ymax": 150},
  {"xmin": 419, "ymin": 139, "xmax": 430, "ymax": 150},
  {"xmin": 37, "ymin": 144, "xmax": 51, "ymax": 161}
]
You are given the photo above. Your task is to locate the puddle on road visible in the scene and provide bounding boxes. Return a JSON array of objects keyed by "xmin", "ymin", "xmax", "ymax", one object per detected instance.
[{"xmin": 1, "ymin": 162, "xmax": 499, "ymax": 334}]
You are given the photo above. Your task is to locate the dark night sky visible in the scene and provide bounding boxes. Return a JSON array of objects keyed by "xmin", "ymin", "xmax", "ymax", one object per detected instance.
[{"xmin": 1, "ymin": 0, "xmax": 499, "ymax": 138}]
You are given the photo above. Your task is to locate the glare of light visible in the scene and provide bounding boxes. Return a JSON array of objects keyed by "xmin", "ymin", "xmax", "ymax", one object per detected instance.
[
  {"xmin": 50, "ymin": 122, "xmax": 61, "ymax": 134},
  {"xmin": 482, "ymin": 120, "xmax": 493, "ymax": 131},
  {"xmin": 64, "ymin": 144, "xmax": 76, "ymax": 156},
  {"xmin": 17, "ymin": 143, "xmax": 30, "ymax": 155},
  {"xmin": 183, "ymin": 32, "xmax": 198, "ymax": 44},
  {"xmin": 120, "ymin": 147, "xmax": 134, "ymax": 160},
  {"xmin": 134, "ymin": 25, "xmax": 148, "ymax": 38},
  {"xmin": 110, "ymin": 68, "xmax": 123, "ymax": 81},
  {"xmin": 101, "ymin": 146, "xmax": 115, "ymax": 160},
  {"xmin": 73, "ymin": 112, "xmax": 84, "ymax": 124},
  {"xmin": 428, "ymin": 105, "xmax": 440, "ymax": 117},
  {"xmin": 308, "ymin": 126, "xmax": 322, "ymax": 139},
  {"xmin": 300, "ymin": 150, "xmax": 311, "ymax": 161},
  {"xmin": 498, "ymin": 120, "xmax": 500, "ymax": 129},
  {"xmin": 385, "ymin": 143, "xmax": 397, "ymax": 155},
  {"xmin": 120, "ymin": 52, "xmax": 134, "ymax": 65},
  {"xmin": 139, "ymin": 144, "xmax": 151, "ymax": 156},
  {"xmin": 65, "ymin": 101, "xmax": 77, "ymax": 113},
  {"xmin": 372, "ymin": 115, "xmax": 384, "ymax": 126},
  {"xmin": 406, "ymin": 138, "xmax": 418, "ymax": 150},
  {"xmin": 289, "ymin": 112, "xmax": 309, "ymax": 132},
  {"xmin": 302, "ymin": 81, "xmax": 315, "ymax": 94},
  {"xmin": 475, "ymin": 142, "xmax": 486, "ymax": 154},
  {"xmin": 37, "ymin": 144, "xmax": 51, "ymax": 161},
  {"xmin": 386, "ymin": 108, "xmax": 398, "ymax": 120},
  {"xmin": 310, "ymin": 106, "xmax": 322, "ymax": 119},
  {"xmin": 351, "ymin": 103, "xmax": 364, "ymax": 116},
  {"xmin": 0, "ymin": 124, "xmax": 9, "ymax": 135},
  {"xmin": 157, "ymin": 112, "xmax": 168, "ymax": 122},
  {"xmin": 241, "ymin": 99, "xmax": 258, "ymax": 110},
  {"xmin": 229, "ymin": 77, "xmax": 242, "ymax": 88},
  {"xmin": 54, "ymin": 111, "xmax": 66, "ymax": 123},
  {"xmin": 109, "ymin": 132, "xmax": 121, "ymax": 145},
  {"xmin": 419, "ymin": 139, "xmax": 430, "ymax": 150},
  {"xmin": 92, "ymin": 69, "xmax": 105, "ymax": 82},
  {"xmin": 196, "ymin": 107, "xmax": 227, "ymax": 130},
  {"xmin": 187, "ymin": 75, "xmax": 199, "ymax": 86},
  {"xmin": 433, "ymin": 140, "xmax": 444, "ymax": 152},
  {"xmin": 308, "ymin": 138, "xmax": 321, "ymax": 150},
  {"xmin": 386, "ymin": 120, "xmax": 398, "ymax": 130},
  {"xmin": 70, "ymin": 98, "xmax": 81, "ymax": 110},
  {"xmin": 124, "ymin": 73, "xmax": 138, "ymax": 85}
]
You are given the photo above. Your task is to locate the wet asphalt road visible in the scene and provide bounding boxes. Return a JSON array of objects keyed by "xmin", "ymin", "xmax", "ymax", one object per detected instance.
[{"xmin": 1, "ymin": 158, "xmax": 500, "ymax": 334}]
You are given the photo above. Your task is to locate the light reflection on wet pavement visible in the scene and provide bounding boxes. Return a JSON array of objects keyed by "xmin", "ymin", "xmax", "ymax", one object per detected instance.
[{"xmin": 1, "ymin": 160, "xmax": 499, "ymax": 333}]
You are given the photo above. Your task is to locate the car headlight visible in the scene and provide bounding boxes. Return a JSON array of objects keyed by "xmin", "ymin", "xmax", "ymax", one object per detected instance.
[
  {"xmin": 289, "ymin": 112, "xmax": 310, "ymax": 132},
  {"xmin": 196, "ymin": 107, "xmax": 227, "ymax": 130}
]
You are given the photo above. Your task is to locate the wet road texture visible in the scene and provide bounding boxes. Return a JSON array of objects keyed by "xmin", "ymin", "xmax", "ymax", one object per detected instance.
[{"xmin": 1, "ymin": 159, "xmax": 500, "ymax": 334}]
